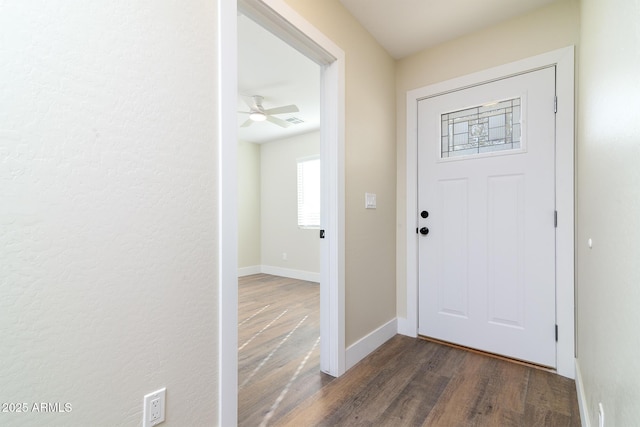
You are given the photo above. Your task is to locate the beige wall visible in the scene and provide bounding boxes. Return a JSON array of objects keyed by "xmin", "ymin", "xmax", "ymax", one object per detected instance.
[
  {"xmin": 0, "ymin": 2, "xmax": 219, "ymax": 426},
  {"xmin": 238, "ymin": 141, "xmax": 262, "ymax": 269},
  {"xmin": 395, "ymin": 0, "xmax": 580, "ymax": 318},
  {"xmin": 261, "ymin": 132, "xmax": 321, "ymax": 274},
  {"xmin": 577, "ymin": 0, "xmax": 640, "ymax": 424},
  {"xmin": 284, "ymin": 0, "xmax": 397, "ymax": 346}
]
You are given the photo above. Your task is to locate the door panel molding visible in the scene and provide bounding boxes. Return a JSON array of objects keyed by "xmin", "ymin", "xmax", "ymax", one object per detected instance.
[{"xmin": 404, "ymin": 46, "xmax": 575, "ymax": 378}]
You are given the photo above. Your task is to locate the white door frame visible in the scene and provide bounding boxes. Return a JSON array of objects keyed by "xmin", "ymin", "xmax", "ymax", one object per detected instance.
[
  {"xmin": 218, "ymin": 1, "xmax": 346, "ymax": 425},
  {"xmin": 404, "ymin": 46, "xmax": 575, "ymax": 379}
]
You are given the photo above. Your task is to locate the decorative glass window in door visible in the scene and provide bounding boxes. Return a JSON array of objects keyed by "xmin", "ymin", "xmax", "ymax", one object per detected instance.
[{"xmin": 441, "ymin": 97, "xmax": 521, "ymax": 159}]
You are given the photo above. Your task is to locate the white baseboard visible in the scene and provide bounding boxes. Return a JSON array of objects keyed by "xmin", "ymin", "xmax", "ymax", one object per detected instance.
[
  {"xmin": 345, "ymin": 318, "xmax": 397, "ymax": 371},
  {"xmin": 238, "ymin": 265, "xmax": 261, "ymax": 277},
  {"xmin": 237, "ymin": 265, "xmax": 320, "ymax": 282},
  {"xmin": 260, "ymin": 265, "xmax": 320, "ymax": 283},
  {"xmin": 575, "ymin": 358, "xmax": 590, "ymax": 427}
]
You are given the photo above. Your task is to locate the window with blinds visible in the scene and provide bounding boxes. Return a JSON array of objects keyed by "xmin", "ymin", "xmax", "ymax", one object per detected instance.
[{"xmin": 297, "ymin": 157, "xmax": 320, "ymax": 229}]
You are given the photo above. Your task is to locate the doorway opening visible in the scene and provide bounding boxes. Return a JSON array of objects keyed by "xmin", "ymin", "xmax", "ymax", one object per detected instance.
[
  {"xmin": 219, "ymin": 1, "xmax": 347, "ymax": 425},
  {"xmin": 237, "ymin": 13, "xmax": 324, "ymax": 423}
]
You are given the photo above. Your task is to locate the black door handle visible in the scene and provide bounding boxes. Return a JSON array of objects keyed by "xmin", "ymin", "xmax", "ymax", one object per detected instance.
[{"xmin": 419, "ymin": 227, "xmax": 429, "ymax": 235}]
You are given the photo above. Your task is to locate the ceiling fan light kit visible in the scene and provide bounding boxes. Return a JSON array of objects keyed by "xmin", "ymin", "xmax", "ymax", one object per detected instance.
[
  {"xmin": 249, "ymin": 111, "xmax": 267, "ymax": 121},
  {"xmin": 239, "ymin": 95, "xmax": 299, "ymax": 128}
]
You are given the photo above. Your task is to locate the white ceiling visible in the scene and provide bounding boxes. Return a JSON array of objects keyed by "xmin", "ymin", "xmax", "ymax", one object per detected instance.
[
  {"xmin": 238, "ymin": 14, "xmax": 320, "ymax": 144},
  {"xmin": 238, "ymin": 0, "xmax": 560, "ymax": 143},
  {"xmin": 339, "ymin": 0, "xmax": 560, "ymax": 59}
]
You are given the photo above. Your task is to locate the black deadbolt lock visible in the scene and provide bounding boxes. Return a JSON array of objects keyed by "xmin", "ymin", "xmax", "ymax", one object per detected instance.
[{"xmin": 421, "ymin": 210, "xmax": 429, "ymax": 218}]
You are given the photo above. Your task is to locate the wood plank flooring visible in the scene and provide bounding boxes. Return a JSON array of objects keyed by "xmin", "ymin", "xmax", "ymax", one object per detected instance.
[
  {"xmin": 239, "ymin": 274, "xmax": 581, "ymax": 426},
  {"xmin": 238, "ymin": 274, "xmax": 331, "ymax": 427}
]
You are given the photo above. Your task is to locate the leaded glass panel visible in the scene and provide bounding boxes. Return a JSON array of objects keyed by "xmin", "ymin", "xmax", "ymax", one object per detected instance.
[{"xmin": 441, "ymin": 98, "xmax": 521, "ymax": 159}]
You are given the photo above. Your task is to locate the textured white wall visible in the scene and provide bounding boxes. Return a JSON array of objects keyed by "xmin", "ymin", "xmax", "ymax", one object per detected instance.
[
  {"xmin": 577, "ymin": 0, "xmax": 640, "ymax": 424},
  {"xmin": 0, "ymin": 2, "xmax": 219, "ymax": 426},
  {"xmin": 238, "ymin": 141, "xmax": 261, "ymax": 269},
  {"xmin": 261, "ymin": 132, "xmax": 320, "ymax": 274},
  {"xmin": 395, "ymin": 0, "xmax": 580, "ymax": 319}
]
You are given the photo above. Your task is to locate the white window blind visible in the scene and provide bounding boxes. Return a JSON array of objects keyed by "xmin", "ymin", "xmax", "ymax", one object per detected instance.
[{"xmin": 297, "ymin": 157, "xmax": 320, "ymax": 228}]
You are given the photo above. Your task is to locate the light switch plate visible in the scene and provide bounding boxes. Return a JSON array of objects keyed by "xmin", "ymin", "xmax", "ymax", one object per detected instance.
[{"xmin": 365, "ymin": 193, "xmax": 376, "ymax": 209}]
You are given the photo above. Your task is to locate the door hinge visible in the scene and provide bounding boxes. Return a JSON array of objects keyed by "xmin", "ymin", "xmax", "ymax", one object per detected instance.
[
  {"xmin": 319, "ymin": 229, "xmax": 325, "ymax": 239},
  {"xmin": 555, "ymin": 324, "xmax": 558, "ymax": 342},
  {"xmin": 416, "ymin": 227, "xmax": 419, "ymax": 234},
  {"xmin": 554, "ymin": 96, "xmax": 558, "ymax": 113},
  {"xmin": 554, "ymin": 210, "xmax": 558, "ymax": 228}
]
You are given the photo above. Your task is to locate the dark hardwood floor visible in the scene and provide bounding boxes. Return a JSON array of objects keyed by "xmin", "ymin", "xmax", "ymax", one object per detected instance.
[{"xmin": 239, "ymin": 274, "xmax": 581, "ymax": 427}]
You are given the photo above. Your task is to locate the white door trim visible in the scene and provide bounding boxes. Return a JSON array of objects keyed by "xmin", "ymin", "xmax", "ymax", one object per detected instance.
[
  {"xmin": 404, "ymin": 46, "xmax": 575, "ymax": 378},
  {"xmin": 219, "ymin": 1, "xmax": 346, "ymax": 425},
  {"xmin": 217, "ymin": 2, "xmax": 238, "ymax": 426}
]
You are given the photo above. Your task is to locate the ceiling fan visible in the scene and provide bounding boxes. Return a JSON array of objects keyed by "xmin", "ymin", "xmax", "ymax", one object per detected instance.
[{"xmin": 238, "ymin": 95, "xmax": 299, "ymax": 128}]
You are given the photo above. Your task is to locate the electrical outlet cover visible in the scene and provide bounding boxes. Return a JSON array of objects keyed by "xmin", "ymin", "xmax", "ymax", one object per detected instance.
[{"xmin": 143, "ymin": 388, "xmax": 166, "ymax": 427}]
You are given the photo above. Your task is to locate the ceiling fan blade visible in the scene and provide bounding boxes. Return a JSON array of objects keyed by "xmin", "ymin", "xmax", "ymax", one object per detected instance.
[
  {"xmin": 241, "ymin": 95, "xmax": 257, "ymax": 109},
  {"xmin": 263, "ymin": 104, "xmax": 299, "ymax": 115},
  {"xmin": 237, "ymin": 111, "xmax": 251, "ymax": 114},
  {"xmin": 266, "ymin": 115, "xmax": 291, "ymax": 128},
  {"xmin": 240, "ymin": 119, "xmax": 253, "ymax": 128}
]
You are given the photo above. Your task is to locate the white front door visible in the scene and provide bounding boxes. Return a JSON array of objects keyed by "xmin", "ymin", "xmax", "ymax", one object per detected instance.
[{"xmin": 417, "ymin": 66, "xmax": 556, "ymax": 367}]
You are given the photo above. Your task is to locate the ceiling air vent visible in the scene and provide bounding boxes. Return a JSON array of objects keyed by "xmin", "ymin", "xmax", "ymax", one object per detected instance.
[{"xmin": 285, "ymin": 116, "xmax": 304, "ymax": 125}]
